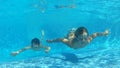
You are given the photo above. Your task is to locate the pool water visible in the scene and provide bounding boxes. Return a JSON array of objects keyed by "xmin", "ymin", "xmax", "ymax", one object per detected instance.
[{"xmin": 0, "ymin": 0, "xmax": 120, "ymax": 68}]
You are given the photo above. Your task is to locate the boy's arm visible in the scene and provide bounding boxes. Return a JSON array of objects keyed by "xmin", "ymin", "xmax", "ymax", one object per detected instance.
[
  {"xmin": 11, "ymin": 46, "xmax": 31, "ymax": 56},
  {"xmin": 87, "ymin": 29, "xmax": 109, "ymax": 43},
  {"xmin": 47, "ymin": 38, "xmax": 69, "ymax": 43}
]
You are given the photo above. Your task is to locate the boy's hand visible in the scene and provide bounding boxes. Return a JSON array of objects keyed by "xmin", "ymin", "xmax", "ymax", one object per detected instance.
[
  {"xmin": 11, "ymin": 51, "xmax": 19, "ymax": 56},
  {"xmin": 104, "ymin": 29, "xmax": 109, "ymax": 36},
  {"xmin": 45, "ymin": 47, "xmax": 51, "ymax": 53}
]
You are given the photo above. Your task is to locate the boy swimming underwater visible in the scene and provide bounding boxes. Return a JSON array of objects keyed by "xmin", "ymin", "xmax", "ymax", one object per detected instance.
[
  {"xmin": 47, "ymin": 27, "xmax": 109, "ymax": 49},
  {"xmin": 11, "ymin": 30, "xmax": 51, "ymax": 56}
]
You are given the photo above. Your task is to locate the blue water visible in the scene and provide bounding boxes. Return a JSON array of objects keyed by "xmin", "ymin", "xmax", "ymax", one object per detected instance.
[{"xmin": 0, "ymin": 0, "xmax": 120, "ymax": 68}]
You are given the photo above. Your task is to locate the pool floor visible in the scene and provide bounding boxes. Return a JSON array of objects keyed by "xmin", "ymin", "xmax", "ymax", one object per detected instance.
[{"xmin": 0, "ymin": 48, "xmax": 120, "ymax": 68}]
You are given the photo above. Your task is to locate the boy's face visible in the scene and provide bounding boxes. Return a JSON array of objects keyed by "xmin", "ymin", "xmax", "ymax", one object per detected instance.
[
  {"xmin": 32, "ymin": 43, "xmax": 39, "ymax": 48},
  {"xmin": 82, "ymin": 31, "xmax": 88, "ymax": 37},
  {"xmin": 78, "ymin": 31, "xmax": 88, "ymax": 39}
]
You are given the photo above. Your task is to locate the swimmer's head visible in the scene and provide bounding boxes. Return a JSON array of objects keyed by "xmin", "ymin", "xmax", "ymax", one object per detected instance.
[
  {"xmin": 31, "ymin": 38, "xmax": 40, "ymax": 48},
  {"xmin": 75, "ymin": 27, "xmax": 88, "ymax": 38}
]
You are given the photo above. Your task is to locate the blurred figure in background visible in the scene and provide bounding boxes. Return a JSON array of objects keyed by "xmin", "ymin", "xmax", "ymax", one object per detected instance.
[{"xmin": 11, "ymin": 30, "xmax": 51, "ymax": 56}]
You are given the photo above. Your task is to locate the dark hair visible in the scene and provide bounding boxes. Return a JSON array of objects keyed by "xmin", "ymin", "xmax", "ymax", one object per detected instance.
[
  {"xmin": 75, "ymin": 27, "xmax": 88, "ymax": 38},
  {"xmin": 31, "ymin": 38, "xmax": 40, "ymax": 47}
]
